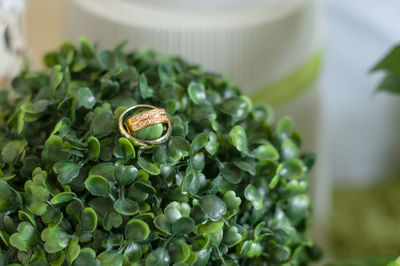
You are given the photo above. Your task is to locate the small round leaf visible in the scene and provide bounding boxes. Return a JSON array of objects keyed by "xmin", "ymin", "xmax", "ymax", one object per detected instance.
[
  {"xmin": 229, "ymin": 125, "xmax": 248, "ymax": 155},
  {"xmin": 51, "ymin": 192, "xmax": 76, "ymax": 205},
  {"xmin": 188, "ymin": 82, "xmax": 206, "ymax": 105},
  {"xmin": 145, "ymin": 247, "xmax": 170, "ymax": 266},
  {"xmin": 190, "ymin": 133, "xmax": 208, "ymax": 154},
  {"xmin": 78, "ymin": 87, "xmax": 96, "ymax": 109},
  {"xmin": 244, "ymin": 184, "xmax": 263, "ymax": 210},
  {"xmin": 114, "ymin": 198, "xmax": 139, "ymax": 216},
  {"xmin": 137, "ymin": 156, "xmax": 160, "ymax": 175},
  {"xmin": 84, "ymin": 175, "xmax": 111, "ymax": 197},
  {"xmin": 171, "ymin": 217, "xmax": 195, "ymax": 235},
  {"xmin": 125, "ymin": 219, "xmax": 150, "ymax": 242},
  {"xmin": 81, "ymin": 207, "xmax": 97, "ymax": 232},
  {"xmin": 88, "ymin": 136, "xmax": 100, "ymax": 161},
  {"xmin": 199, "ymin": 195, "xmax": 226, "ymax": 221}
]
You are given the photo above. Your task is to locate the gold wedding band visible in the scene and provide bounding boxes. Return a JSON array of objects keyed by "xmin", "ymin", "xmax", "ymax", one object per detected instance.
[{"xmin": 119, "ymin": 104, "xmax": 171, "ymax": 147}]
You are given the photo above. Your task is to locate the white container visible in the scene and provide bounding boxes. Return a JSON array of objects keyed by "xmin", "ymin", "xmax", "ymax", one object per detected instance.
[
  {"xmin": 67, "ymin": 0, "xmax": 328, "ymax": 226},
  {"xmin": 0, "ymin": 0, "xmax": 25, "ymax": 86}
]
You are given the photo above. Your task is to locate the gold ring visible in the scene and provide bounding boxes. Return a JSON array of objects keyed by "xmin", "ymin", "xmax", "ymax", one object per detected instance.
[{"xmin": 119, "ymin": 104, "xmax": 171, "ymax": 147}]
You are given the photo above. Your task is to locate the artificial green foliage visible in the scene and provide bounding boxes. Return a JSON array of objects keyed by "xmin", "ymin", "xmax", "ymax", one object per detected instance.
[
  {"xmin": 0, "ymin": 38, "xmax": 320, "ymax": 265},
  {"xmin": 372, "ymin": 44, "xmax": 400, "ymax": 93}
]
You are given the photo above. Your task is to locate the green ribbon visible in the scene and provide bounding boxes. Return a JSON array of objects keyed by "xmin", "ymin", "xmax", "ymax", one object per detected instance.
[{"xmin": 250, "ymin": 50, "xmax": 323, "ymax": 106}]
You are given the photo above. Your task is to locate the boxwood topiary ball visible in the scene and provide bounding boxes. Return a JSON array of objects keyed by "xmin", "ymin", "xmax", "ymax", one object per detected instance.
[{"xmin": 0, "ymin": 38, "xmax": 321, "ymax": 265}]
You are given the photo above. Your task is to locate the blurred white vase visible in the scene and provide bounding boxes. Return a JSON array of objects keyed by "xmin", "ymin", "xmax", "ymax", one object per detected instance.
[{"xmin": 0, "ymin": 0, "xmax": 25, "ymax": 86}]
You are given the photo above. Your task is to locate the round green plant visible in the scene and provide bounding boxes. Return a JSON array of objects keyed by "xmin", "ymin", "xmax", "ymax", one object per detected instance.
[{"xmin": 0, "ymin": 37, "xmax": 321, "ymax": 265}]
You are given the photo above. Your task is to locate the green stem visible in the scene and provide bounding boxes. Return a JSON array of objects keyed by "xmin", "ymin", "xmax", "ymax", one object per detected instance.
[{"xmin": 216, "ymin": 248, "xmax": 225, "ymax": 264}]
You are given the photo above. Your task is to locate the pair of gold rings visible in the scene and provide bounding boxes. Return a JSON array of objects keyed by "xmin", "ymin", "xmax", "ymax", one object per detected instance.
[{"xmin": 119, "ymin": 104, "xmax": 171, "ymax": 147}]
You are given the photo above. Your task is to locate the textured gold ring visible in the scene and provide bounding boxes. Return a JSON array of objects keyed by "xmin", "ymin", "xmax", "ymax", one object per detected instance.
[{"xmin": 119, "ymin": 104, "xmax": 171, "ymax": 147}]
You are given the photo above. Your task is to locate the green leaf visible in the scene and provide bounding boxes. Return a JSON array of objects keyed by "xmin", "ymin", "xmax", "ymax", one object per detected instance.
[
  {"xmin": 205, "ymin": 132, "xmax": 218, "ymax": 156},
  {"xmin": 90, "ymin": 112, "xmax": 115, "ymax": 138},
  {"xmin": 103, "ymin": 211, "xmax": 123, "ymax": 231},
  {"xmin": 49, "ymin": 65, "xmax": 63, "ymax": 92},
  {"xmin": 48, "ymin": 250, "xmax": 65, "ymax": 266},
  {"xmin": 253, "ymin": 142, "xmax": 279, "ymax": 161},
  {"xmin": 181, "ymin": 171, "xmax": 200, "ymax": 195},
  {"xmin": 198, "ymin": 221, "xmax": 224, "ymax": 234},
  {"xmin": 42, "ymin": 135, "xmax": 69, "ymax": 166},
  {"xmin": 168, "ymin": 239, "xmax": 190, "ymax": 263},
  {"xmin": 137, "ymin": 156, "xmax": 160, "ymax": 175},
  {"xmin": 372, "ymin": 45, "xmax": 400, "ymax": 73},
  {"xmin": 269, "ymin": 169, "xmax": 281, "ymax": 189},
  {"xmin": 1, "ymin": 139, "xmax": 27, "ymax": 165},
  {"xmin": 66, "ymin": 237, "xmax": 80, "ymax": 265},
  {"xmin": 145, "ymin": 247, "xmax": 170, "ymax": 266},
  {"xmin": 41, "ymin": 226, "xmax": 70, "ymax": 253},
  {"xmin": 229, "ymin": 125, "xmax": 248, "ymax": 155},
  {"xmin": 114, "ymin": 198, "xmax": 139, "ymax": 216},
  {"xmin": 78, "ymin": 87, "xmax": 96, "ymax": 109},
  {"xmin": 125, "ymin": 219, "xmax": 150, "ymax": 242},
  {"xmin": 97, "ymin": 250, "xmax": 123, "ymax": 266},
  {"xmin": 81, "ymin": 207, "xmax": 97, "ymax": 232},
  {"xmin": 195, "ymin": 248, "xmax": 212, "ymax": 266},
  {"xmin": 280, "ymin": 159, "xmax": 305, "ymax": 180},
  {"xmin": 80, "ymin": 36, "xmax": 95, "ymax": 58},
  {"xmin": 190, "ymin": 132, "xmax": 208, "ymax": 154},
  {"xmin": 119, "ymin": 137, "xmax": 135, "ymax": 160},
  {"xmin": 124, "ymin": 242, "xmax": 142, "ymax": 262},
  {"xmin": 139, "ymin": 74, "xmax": 154, "ymax": 99},
  {"xmin": 188, "ymin": 82, "xmax": 206, "ymax": 105},
  {"xmin": 247, "ymin": 242, "xmax": 263, "ymax": 258},
  {"xmin": 191, "ymin": 152, "xmax": 205, "ymax": 172},
  {"xmin": 101, "ymin": 79, "xmax": 120, "ymax": 98},
  {"xmin": 199, "ymin": 195, "xmax": 226, "ymax": 221},
  {"xmin": 276, "ymin": 116, "xmax": 293, "ymax": 140},
  {"xmin": 223, "ymin": 190, "xmax": 241, "ymax": 217},
  {"xmin": 133, "ymin": 123, "xmax": 164, "ymax": 141},
  {"xmin": 21, "ymin": 100, "xmax": 52, "ymax": 114},
  {"xmin": 88, "ymin": 136, "xmax": 100, "ymax": 161},
  {"xmin": 54, "ymin": 161, "xmax": 82, "ymax": 184},
  {"xmin": 233, "ymin": 158, "xmax": 256, "ymax": 176},
  {"xmin": 190, "ymin": 103, "xmax": 216, "ymax": 120},
  {"xmin": 84, "ymin": 175, "xmax": 111, "ymax": 197},
  {"xmin": 98, "ymin": 50, "xmax": 116, "ymax": 70},
  {"xmin": 281, "ymin": 138, "xmax": 299, "ymax": 160},
  {"xmin": 18, "ymin": 210, "xmax": 36, "ymax": 226},
  {"xmin": 168, "ymin": 136, "xmax": 190, "ymax": 160},
  {"xmin": 171, "ymin": 217, "xmax": 195, "ymax": 235},
  {"xmin": 221, "ymin": 163, "xmax": 243, "ymax": 184},
  {"xmin": 219, "ymin": 96, "xmax": 251, "ymax": 120},
  {"xmin": 26, "ymin": 185, "xmax": 49, "ymax": 215},
  {"xmin": 51, "ymin": 192, "xmax": 76, "ymax": 205},
  {"xmin": 73, "ymin": 248, "xmax": 101, "ymax": 266},
  {"xmin": 134, "ymin": 181, "xmax": 156, "ymax": 194},
  {"xmin": 244, "ymin": 184, "xmax": 263, "ymax": 210},
  {"xmin": 154, "ymin": 214, "xmax": 171, "ymax": 235},
  {"xmin": 375, "ymin": 73, "xmax": 400, "ymax": 94},
  {"xmin": 89, "ymin": 163, "xmax": 115, "ymax": 181},
  {"xmin": 9, "ymin": 222, "xmax": 39, "ymax": 251},
  {"xmin": 286, "ymin": 194, "xmax": 310, "ymax": 224},
  {"xmin": 0, "ymin": 181, "xmax": 21, "ymax": 214},
  {"xmin": 192, "ymin": 234, "xmax": 210, "ymax": 251},
  {"xmin": 223, "ymin": 226, "xmax": 243, "ymax": 247},
  {"xmin": 115, "ymin": 164, "xmax": 138, "ymax": 186},
  {"xmin": 284, "ymin": 180, "xmax": 307, "ymax": 194}
]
